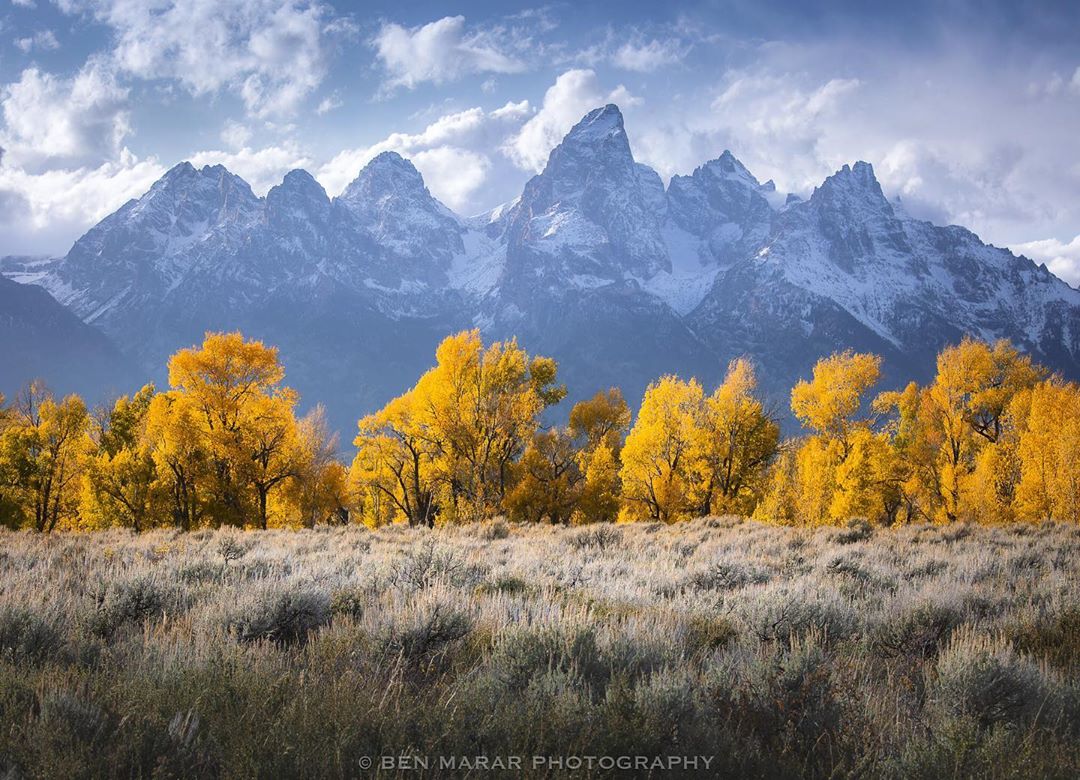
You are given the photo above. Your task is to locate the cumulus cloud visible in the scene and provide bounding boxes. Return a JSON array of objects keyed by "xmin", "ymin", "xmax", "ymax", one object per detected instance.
[
  {"xmin": 14, "ymin": 30, "xmax": 59, "ymax": 53},
  {"xmin": 410, "ymin": 147, "xmax": 491, "ymax": 211},
  {"xmin": 372, "ymin": 15, "xmax": 525, "ymax": 92},
  {"xmin": 317, "ymin": 99, "xmax": 539, "ymax": 213},
  {"xmin": 0, "ymin": 152, "xmax": 164, "ymax": 255},
  {"xmin": 315, "ymin": 95, "xmax": 341, "ymax": 115},
  {"xmin": 220, "ymin": 120, "xmax": 252, "ymax": 150},
  {"xmin": 0, "ymin": 58, "xmax": 130, "ymax": 172},
  {"xmin": 188, "ymin": 143, "xmax": 313, "ymax": 195},
  {"xmin": 1011, "ymin": 235, "xmax": 1080, "ymax": 287},
  {"xmin": 503, "ymin": 69, "xmax": 638, "ymax": 172},
  {"xmin": 58, "ymin": 0, "xmax": 336, "ymax": 117},
  {"xmin": 612, "ymin": 38, "xmax": 685, "ymax": 72}
]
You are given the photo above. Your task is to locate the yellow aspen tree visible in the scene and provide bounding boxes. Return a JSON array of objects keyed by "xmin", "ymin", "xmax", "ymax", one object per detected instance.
[
  {"xmin": 921, "ymin": 338, "xmax": 1042, "ymax": 522},
  {"xmin": 787, "ymin": 351, "xmax": 882, "ymax": 524},
  {"xmin": 351, "ymin": 331, "xmax": 564, "ymax": 525},
  {"xmin": 505, "ymin": 428, "xmax": 582, "ymax": 524},
  {"xmin": 1014, "ymin": 381, "xmax": 1080, "ymax": 522},
  {"xmin": 419, "ymin": 331, "xmax": 564, "ymax": 522},
  {"xmin": 619, "ymin": 376, "xmax": 703, "ymax": 523},
  {"xmin": 568, "ymin": 388, "xmax": 630, "ymax": 523},
  {"xmin": 287, "ymin": 405, "xmax": 347, "ymax": 528},
  {"xmin": 80, "ymin": 384, "xmax": 160, "ymax": 531},
  {"xmin": 691, "ymin": 359, "xmax": 779, "ymax": 516},
  {"xmin": 145, "ymin": 393, "xmax": 209, "ymax": 531},
  {"xmin": 166, "ymin": 332, "xmax": 303, "ymax": 527},
  {"xmin": 1, "ymin": 383, "xmax": 90, "ymax": 532},
  {"xmin": 352, "ymin": 390, "xmax": 442, "ymax": 527}
]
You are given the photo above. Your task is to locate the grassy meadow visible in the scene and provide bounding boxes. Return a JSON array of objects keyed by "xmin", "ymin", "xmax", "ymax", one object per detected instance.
[{"xmin": 0, "ymin": 518, "xmax": 1078, "ymax": 778}]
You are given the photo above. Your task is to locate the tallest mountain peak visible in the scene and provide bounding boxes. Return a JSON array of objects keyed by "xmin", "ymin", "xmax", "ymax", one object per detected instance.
[{"xmin": 562, "ymin": 104, "xmax": 626, "ymax": 147}]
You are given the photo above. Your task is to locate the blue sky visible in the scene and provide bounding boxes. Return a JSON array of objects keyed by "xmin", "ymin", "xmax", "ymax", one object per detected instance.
[{"xmin": 2, "ymin": 0, "xmax": 1080, "ymax": 282}]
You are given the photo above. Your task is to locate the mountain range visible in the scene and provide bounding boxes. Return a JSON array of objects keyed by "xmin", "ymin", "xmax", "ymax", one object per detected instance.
[{"xmin": 3, "ymin": 103, "xmax": 1079, "ymax": 437}]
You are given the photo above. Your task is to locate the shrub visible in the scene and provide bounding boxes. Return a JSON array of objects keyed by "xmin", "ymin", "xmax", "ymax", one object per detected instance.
[
  {"xmin": 216, "ymin": 535, "xmax": 249, "ymax": 564},
  {"xmin": 833, "ymin": 517, "xmax": 873, "ymax": 544},
  {"xmin": 871, "ymin": 601, "xmax": 960, "ymax": 660},
  {"xmin": 475, "ymin": 574, "xmax": 529, "ymax": 596},
  {"xmin": 1008, "ymin": 607, "xmax": 1080, "ymax": 671},
  {"xmin": 683, "ymin": 614, "xmax": 738, "ymax": 656},
  {"xmin": 0, "ymin": 605, "xmax": 62, "ymax": 662},
  {"xmin": 480, "ymin": 519, "xmax": 511, "ymax": 540},
  {"xmin": 933, "ymin": 634, "xmax": 1046, "ymax": 730},
  {"xmin": 383, "ymin": 602, "xmax": 472, "ymax": 663},
  {"xmin": 329, "ymin": 586, "xmax": 366, "ymax": 620},
  {"xmin": 741, "ymin": 589, "xmax": 856, "ymax": 644},
  {"xmin": 686, "ymin": 561, "xmax": 769, "ymax": 592},
  {"xmin": 227, "ymin": 585, "xmax": 331, "ymax": 646},
  {"xmin": 567, "ymin": 525, "xmax": 622, "ymax": 551},
  {"xmin": 89, "ymin": 576, "xmax": 179, "ymax": 638},
  {"xmin": 391, "ymin": 542, "xmax": 478, "ymax": 590}
]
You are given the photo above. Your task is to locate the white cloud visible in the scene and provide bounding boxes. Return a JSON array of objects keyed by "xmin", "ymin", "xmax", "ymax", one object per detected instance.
[
  {"xmin": 612, "ymin": 39, "xmax": 684, "ymax": 72},
  {"xmin": 1011, "ymin": 235, "xmax": 1080, "ymax": 287},
  {"xmin": 372, "ymin": 15, "xmax": 525, "ymax": 92},
  {"xmin": 188, "ymin": 143, "xmax": 313, "ymax": 195},
  {"xmin": 59, "ymin": 0, "xmax": 335, "ymax": 117},
  {"xmin": 316, "ymin": 99, "xmax": 540, "ymax": 214},
  {"xmin": 14, "ymin": 30, "xmax": 59, "ymax": 54},
  {"xmin": 411, "ymin": 147, "xmax": 491, "ymax": 211},
  {"xmin": 491, "ymin": 99, "xmax": 530, "ymax": 120},
  {"xmin": 0, "ymin": 151, "xmax": 164, "ymax": 255},
  {"xmin": 503, "ymin": 69, "xmax": 637, "ymax": 172},
  {"xmin": 0, "ymin": 59, "xmax": 130, "ymax": 172},
  {"xmin": 220, "ymin": 120, "xmax": 252, "ymax": 150},
  {"xmin": 316, "ymin": 95, "xmax": 341, "ymax": 115},
  {"xmin": 11, "ymin": 0, "xmax": 36, "ymax": 7}
]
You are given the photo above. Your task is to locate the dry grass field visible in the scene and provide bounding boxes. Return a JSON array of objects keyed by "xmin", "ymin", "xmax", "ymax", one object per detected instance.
[{"xmin": 0, "ymin": 518, "xmax": 1078, "ymax": 778}]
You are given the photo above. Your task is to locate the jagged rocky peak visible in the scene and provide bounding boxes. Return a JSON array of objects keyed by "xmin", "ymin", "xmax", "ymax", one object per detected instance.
[
  {"xmin": 265, "ymin": 169, "xmax": 331, "ymax": 239},
  {"xmin": 337, "ymin": 151, "xmax": 433, "ymax": 210},
  {"xmin": 267, "ymin": 169, "xmax": 329, "ymax": 212},
  {"xmin": 333, "ymin": 151, "xmax": 463, "ymax": 263},
  {"xmin": 666, "ymin": 149, "xmax": 774, "ymax": 241},
  {"xmin": 809, "ymin": 160, "xmax": 892, "ymax": 217},
  {"xmin": 507, "ymin": 103, "xmax": 669, "ymax": 279},
  {"xmin": 635, "ymin": 163, "xmax": 667, "ymax": 220},
  {"xmin": 534, "ymin": 104, "xmax": 636, "ymax": 197},
  {"xmin": 127, "ymin": 160, "xmax": 261, "ymax": 228},
  {"xmin": 703, "ymin": 149, "xmax": 761, "ymax": 186}
]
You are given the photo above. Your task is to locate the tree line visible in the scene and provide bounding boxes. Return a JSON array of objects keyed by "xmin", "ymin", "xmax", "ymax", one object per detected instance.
[
  {"xmin": 2, "ymin": 329, "xmax": 1078, "ymax": 532},
  {"xmin": 0, "ymin": 334, "xmax": 344, "ymax": 532}
]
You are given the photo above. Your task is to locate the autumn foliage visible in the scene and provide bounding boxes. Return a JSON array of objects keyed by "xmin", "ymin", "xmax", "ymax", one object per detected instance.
[
  {"xmin": 1, "ymin": 333, "xmax": 344, "ymax": 531},
  {"xmin": 2, "ymin": 330, "xmax": 1080, "ymax": 531}
]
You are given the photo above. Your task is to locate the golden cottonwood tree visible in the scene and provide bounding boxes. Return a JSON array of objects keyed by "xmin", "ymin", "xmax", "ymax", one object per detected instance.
[
  {"xmin": 874, "ymin": 338, "xmax": 1042, "ymax": 523},
  {"xmin": 144, "ymin": 392, "xmax": 209, "ymax": 530},
  {"xmin": 693, "ymin": 359, "xmax": 780, "ymax": 515},
  {"xmin": 145, "ymin": 332, "xmax": 308, "ymax": 529},
  {"xmin": 619, "ymin": 376, "xmax": 704, "ymax": 523},
  {"xmin": 506, "ymin": 388, "xmax": 631, "ymax": 524},
  {"xmin": 759, "ymin": 351, "xmax": 886, "ymax": 525},
  {"xmin": 286, "ymin": 406, "xmax": 347, "ymax": 528},
  {"xmin": 352, "ymin": 390, "xmax": 440, "ymax": 527},
  {"xmin": 80, "ymin": 384, "xmax": 160, "ymax": 531},
  {"xmin": 351, "ymin": 330, "xmax": 565, "ymax": 526},
  {"xmin": 1013, "ymin": 381, "xmax": 1080, "ymax": 522},
  {"xmin": 621, "ymin": 365, "xmax": 778, "ymax": 523},
  {"xmin": 569, "ymin": 388, "xmax": 631, "ymax": 523},
  {"xmin": 0, "ymin": 383, "xmax": 89, "ymax": 531}
]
